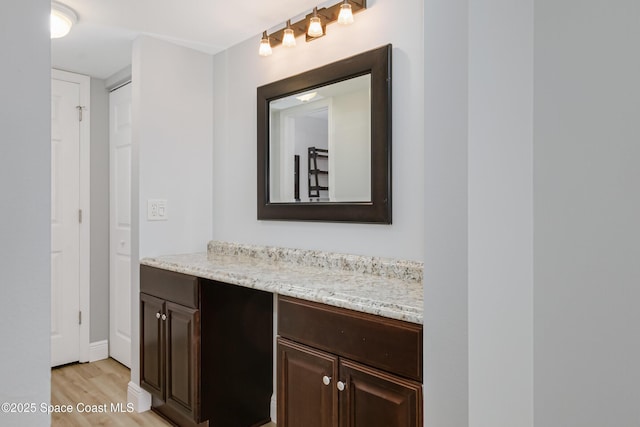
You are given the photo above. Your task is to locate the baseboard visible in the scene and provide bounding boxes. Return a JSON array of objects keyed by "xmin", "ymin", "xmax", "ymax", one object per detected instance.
[
  {"xmin": 270, "ymin": 395, "xmax": 277, "ymax": 424},
  {"xmin": 127, "ymin": 381, "xmax": 152, "ymax": 413},
  {"xmin": 89, "ymin": 340, "xmax": 109, "ymax": 362}
]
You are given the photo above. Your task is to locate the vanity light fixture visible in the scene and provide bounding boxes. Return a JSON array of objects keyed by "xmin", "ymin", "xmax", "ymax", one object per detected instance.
[
  {"xmin": 258, "ymin": 31, "xmax": 272, "ymax": 56},
  {"xmin": 307, "ymin": 7, "xmax": 324, "ymax": 37},
  {"xmin": 51, "ymin": 1, "xmax": 77, "ymax": 39},
  {"xmin": 257, "ymin": 1, "xmax": 366, "ymax": 56},
  {"xmin": 283, "ymin": 20, "xmax": 296, "ymax": 47},
  {"xmin": 337, "ymin": 0, "xmax": 354, "ymax": 25}
]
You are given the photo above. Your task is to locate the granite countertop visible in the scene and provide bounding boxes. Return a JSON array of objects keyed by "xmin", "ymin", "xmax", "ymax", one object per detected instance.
[{"xmin": 140, "ymin": 242, "xmax": 423, "ymax": 324}]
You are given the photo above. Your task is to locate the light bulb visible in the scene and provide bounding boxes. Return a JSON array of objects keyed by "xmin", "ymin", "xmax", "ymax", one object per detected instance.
[
  {"xmin": 283, "ymin": 29, "xmax": 296, "ymax": 47},
  {"xmin": 337, "ymin": 2, "xmax": 354, "ymax": 25},
  {"xmin": 307, "ymin": 7, "xmax": 323, "ymax": 37},
  {"xmin": 258, "ymin": 31, "xmax": 272, "ymax": 56},
  {"xmin": 283, "ymin": 20, "xmax": 296, "ymax": 47}
]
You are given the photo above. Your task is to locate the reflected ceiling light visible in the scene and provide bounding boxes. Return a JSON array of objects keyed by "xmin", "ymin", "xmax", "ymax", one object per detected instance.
[
  {"xmin": 296, "ymin": 92, "xmax": 318, "ymax": 102},
  {"xmin": 307, "ymin": 7, "xmax": 324, "ymax": 38},
  {"xmin": 258, "ymin": 31, "xmax": 272, "ymax": 56},
  {"xmin": 337, "ymin": 0, "xmax": 354, "ymax": 25},
  {"xmin": 51, "ymin": 1, "xmax": 77, "ymax": 39}
]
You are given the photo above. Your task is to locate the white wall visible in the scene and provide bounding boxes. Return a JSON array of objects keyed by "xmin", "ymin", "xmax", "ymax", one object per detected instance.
[
  {"xmin": 428, "ymin": 0, "xmax": 535, "ymax": 424},
  {"xmin": 534, "ymin": 0, "xmax": 640, "ymax": 424},
  {"xmin": 425, "ymin": 1, "xmax": 639, "ymax": 427},
  {"xmin": 423, "ymin": 0, "xmax": 469, "ymax": 424},
  {"xmin": 468, "ymin": 0, "xmax": 534, "ymax": 426},
  {"xmin": 134, "ymin": 37, "xmax": 213, "ymax": 259},
  {"xmin": 130, "ymin": 35, "xmax": 213, "ymax": 391},
  {"xmin": 212, "ymin": 0, "xmax": 424, "ymax": 261},
  {"xmin": 295, "ymin": 115, "xmax": 327, "ymax": 200},
  {"xmin": 332, "ymin": 89, "xmax": 370, "ymax": 202},
  {"xmin": 0, "ymin": 1, "xmax": 52, "ymax": 426}
]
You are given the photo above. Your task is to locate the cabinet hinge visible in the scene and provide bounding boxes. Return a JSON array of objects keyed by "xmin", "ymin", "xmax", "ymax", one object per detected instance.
[{"xmin": 79, "ymin": 311, "xmax": 82, "ymax": 325}]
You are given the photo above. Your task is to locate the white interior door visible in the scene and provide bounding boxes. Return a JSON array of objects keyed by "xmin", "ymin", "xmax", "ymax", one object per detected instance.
[
  {"xmin": 109, "ymin": 83, "xmax": 132, "ymax": 367},
  {"xmin": 51, "ymin": 78, "xmax": 81, "ymax": 367}
]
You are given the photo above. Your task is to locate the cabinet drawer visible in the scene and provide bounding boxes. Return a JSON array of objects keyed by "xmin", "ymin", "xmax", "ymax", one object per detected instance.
[
  {"xmin": 140, "ymin": 265, "xmax": 199, "ymax": 308},
  {"xmin": 278, "ymin": 296, "xmax": 422, "ymax": 382}
]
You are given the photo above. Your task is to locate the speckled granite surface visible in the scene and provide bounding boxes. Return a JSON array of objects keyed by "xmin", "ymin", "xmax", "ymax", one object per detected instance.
[
  {"xmin": 140, "ymin": 243, "xmax": 423, "ymax": 324},
  {"xmin": 207, "ymin": 241, "xmax": 423, "ymax": 283}
]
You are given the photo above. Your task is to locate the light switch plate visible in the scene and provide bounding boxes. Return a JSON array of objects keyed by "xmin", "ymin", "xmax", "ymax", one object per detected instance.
[{"xmin": 147, "ymin": 199, "xmax": 168, "ymax": 221}]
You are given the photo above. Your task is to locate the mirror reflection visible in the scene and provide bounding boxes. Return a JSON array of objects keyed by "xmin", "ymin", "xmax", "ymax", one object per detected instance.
[{"xmin": 269, "ymin": 74, "xmax": 371, "ymax": 203}]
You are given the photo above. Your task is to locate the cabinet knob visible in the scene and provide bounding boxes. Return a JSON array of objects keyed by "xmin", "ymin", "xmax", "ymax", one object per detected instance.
[
  {"xmin": 337, "ymin": 381, "xmax": 345, "ymax": 391},
  {"xmin": 155, "ymin": 312, "xmax": 161, "ymax": 319},
  {"xmin": 322, "ymin": 376, "xmax": 331, "ymax": 386},
  {"xmin": 161, "ymin": 314, "xmax": 167, "ymax": 321}
]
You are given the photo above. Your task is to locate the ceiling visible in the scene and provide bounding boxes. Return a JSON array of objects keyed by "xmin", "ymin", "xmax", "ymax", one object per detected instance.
[{"xmin": 51, "ymin": 0, "xmax": 326, "ymax": 79}]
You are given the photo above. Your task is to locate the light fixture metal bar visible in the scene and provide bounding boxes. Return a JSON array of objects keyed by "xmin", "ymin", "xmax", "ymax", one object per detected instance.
[{"xmin": 268, "ymin": 0, "xmax": 366, "ymax": 47}]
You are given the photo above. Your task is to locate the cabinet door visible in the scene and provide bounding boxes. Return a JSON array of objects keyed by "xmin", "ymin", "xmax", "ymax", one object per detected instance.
[
  {"xmin": 278, "ymin": 338, "xmax": 338, "ymax": 427},
  {"xmin": 165, "ymin": 301, "xmax": 201, "ymax": 421},
  {"xmin": 140, "ymin": 293, "xmax": 164, "ymax": 398},
  {"xmin": 339, "ymin": 359, "xmax": 422, "ymax": 427}
]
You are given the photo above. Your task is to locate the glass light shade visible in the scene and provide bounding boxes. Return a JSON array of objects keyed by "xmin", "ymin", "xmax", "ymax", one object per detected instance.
[
  {"xmin": 337, "ymin": 3, "xmax": 354, "ymax": 25},
  {"xmin": 50, "ymin": 3, "xmax": 77, "ymax": 39},
  {"xmin": 308, "ymin": 17, "xmax": 323, "ymax": 37},
  {"xmin": 258, "ymin": 31, "xmax": 272, "ymax": 57},
  {"xmin": 283, "ymin": 28, "xmax": 296, "ymax": 47},
  {"xmin": 259, "ymin": 37, "xmax": 272, "ymax": 56}
]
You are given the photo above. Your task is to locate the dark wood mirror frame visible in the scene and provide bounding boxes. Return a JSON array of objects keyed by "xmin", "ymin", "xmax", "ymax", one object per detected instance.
[{"xmin": 257, "ymin": 44, "xmax": 392, "ymax": 223}]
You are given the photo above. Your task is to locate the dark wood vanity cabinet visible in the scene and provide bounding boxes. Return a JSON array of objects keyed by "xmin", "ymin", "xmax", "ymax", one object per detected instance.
[
  {"xmin": 141, "ymin": 292, "xmax": 200, "ymax": 422},
  {"xmin": 338, "ymin": 359, "xmax": 422, "ymax": 427},
  {"xmin": 140, "ymin": 293, "xmax": 166, "ymax": 398},
  {"xmin": 278, "ymin": 338, "xmax": 339, "ymax": 427},
  {"xmin": 140, "ymin": 265, "xmax": 273, "ymax": 427},
  {"xmin": 277, "ymin": 296, "xmax": 423, "ymax": 427}
]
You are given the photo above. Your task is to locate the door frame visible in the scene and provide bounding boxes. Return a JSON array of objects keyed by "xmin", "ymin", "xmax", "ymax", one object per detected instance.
[{"xmin": 51, "ymin": 68, "xmax": 91, "ymax": 363}]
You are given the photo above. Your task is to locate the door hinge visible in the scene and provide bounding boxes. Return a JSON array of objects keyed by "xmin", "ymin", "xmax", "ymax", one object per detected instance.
[
  {"xmin": 79, "ymin": 209, "xmax": 83, "ymax": 224},
  {"xmin": 79, "ymin": 311, "xmax": 82, "ymax": 325},
  {"xmin": 76, "ymin": 105, "xmax": 86, "ymax": 121}
]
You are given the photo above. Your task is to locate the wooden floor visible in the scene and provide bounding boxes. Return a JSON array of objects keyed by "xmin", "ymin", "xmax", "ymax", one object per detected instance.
[
  {"xmin": 51, "ymin": 358, "xmax": 276, "ymax": 426},
  {"xmin": 51, "ymin": 358, "xmax": 170, "ymax": 426}
]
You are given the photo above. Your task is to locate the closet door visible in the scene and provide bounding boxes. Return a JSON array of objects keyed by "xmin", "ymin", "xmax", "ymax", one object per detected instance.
[
  {"xmin": 109, "ymin": 82, "xmax": 132, "ymax": 367},
  {"xmin": 51, "ymin": 70, "xmax": 88, "ymax": 367}
]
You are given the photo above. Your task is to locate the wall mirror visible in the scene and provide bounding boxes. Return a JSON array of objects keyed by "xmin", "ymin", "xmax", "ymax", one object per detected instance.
[{"xmin": 257, "ymin": 44, "xmax": 391, "ymax": 223}]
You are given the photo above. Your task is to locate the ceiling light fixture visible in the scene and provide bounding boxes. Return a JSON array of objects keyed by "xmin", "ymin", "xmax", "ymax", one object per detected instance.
[
  {"xmin": 257, "ymin": 1, "xmax": 366, "ymax": 56},
  {"xmin": 50, "ymin": 1, "xmax": 77, "ymax": 39},
  {"xmin": 283, "ymin": 20, "xmax": 296, "ymax": 47},
  {"xmin": 258, "ymin": 31, "xmax": 272, "ymax": 56},
  {"xmin": 307, "ymin": 7, "xmax": 324, "ymax": 38},
  {"xmin": 296, "ymin": 92, "xmax": 318, "ymax": 102},
  {"xmin": 337, "ymin": 0, "xmax": 354, "ymax": 25}
]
